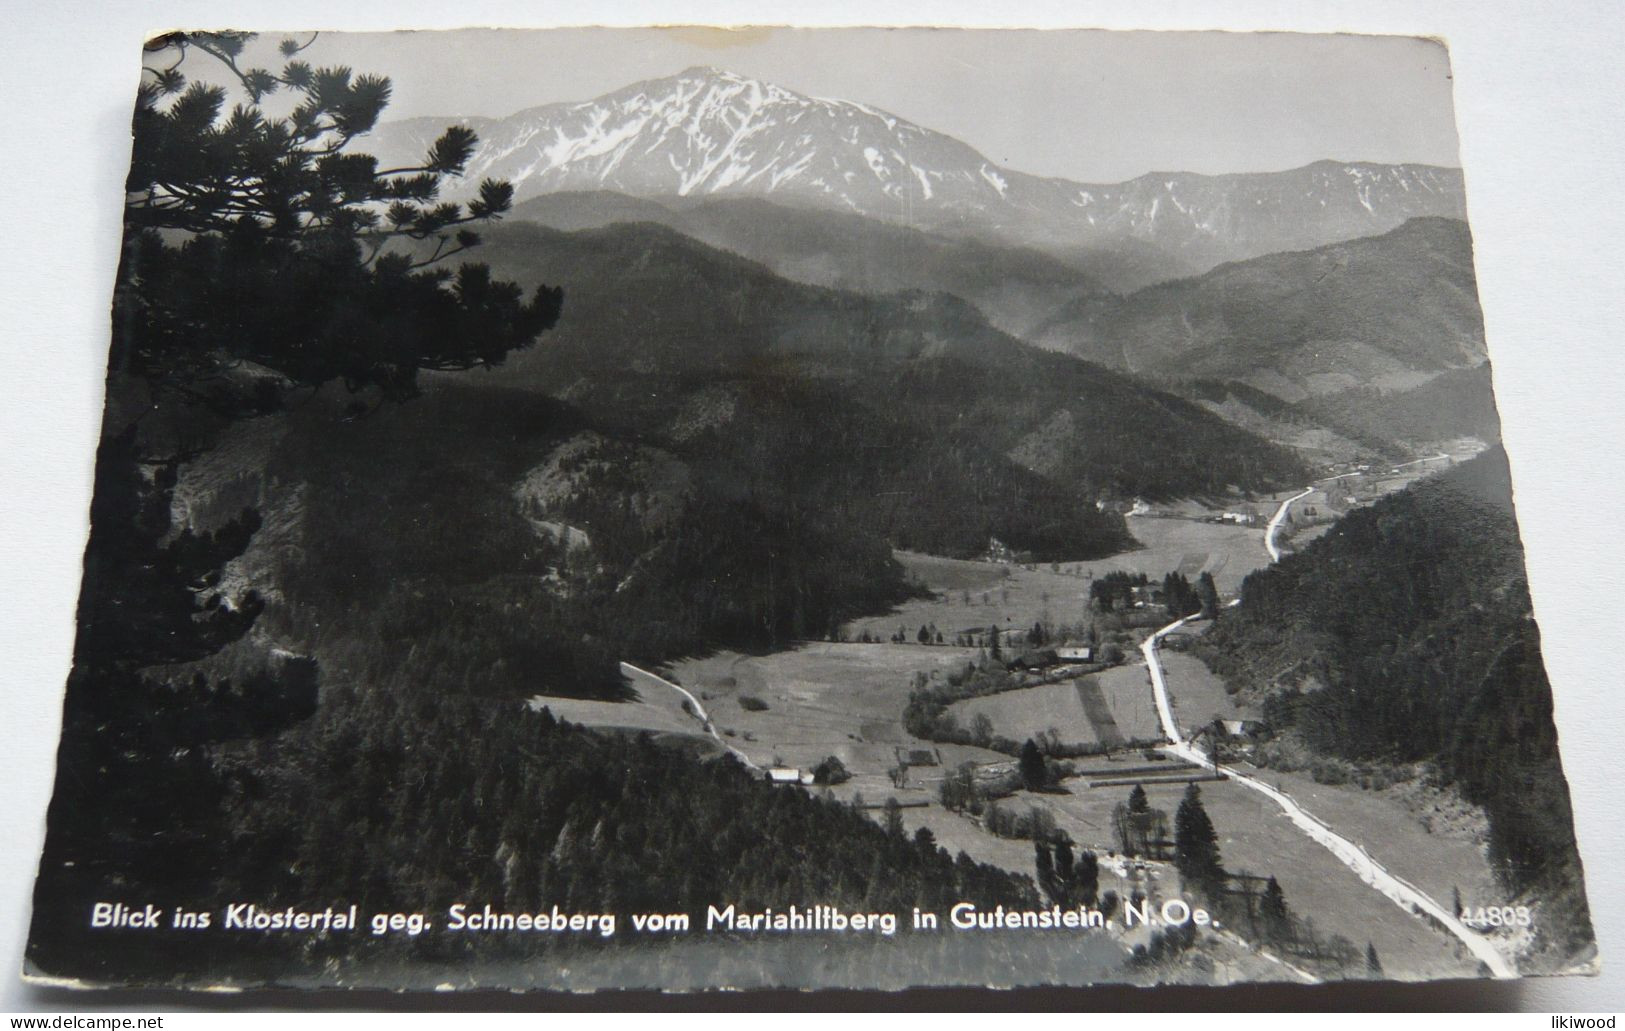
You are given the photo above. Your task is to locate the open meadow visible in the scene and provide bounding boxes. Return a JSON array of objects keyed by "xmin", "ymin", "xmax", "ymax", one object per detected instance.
[
  {"xmin": 1105, "ymin": 516, "xmax": 1270, "ymax": 597},
  {"xmin": 1158, "ymin": 647, "xmax": 1263, "ymax": 734},
  {"xmin": 1233, "ymin": 760, "xmax": 1502, "ymax": 923},
  {"xmin": 668, "ymin": 642, "xmax": 1008, "ymax": 788},
  {"xmin": 534, "ymin": 500, "xmax": 1504, "ymax": 985},
  {"xmin": 946, "ymin": 665, "xmax": 1164, "ymax": 750},
  {"xmin": 528, "ymin": 664, "xmax": 716, "ymax": 747},
  {"xmin": 845, "ymin": 518, "xmax": 1272, "ymax": 650},
  {"xmin": 1008, "ymin": 777, "xmax": 1482, "ymax": 981},
  {"xmin": 846, "ymin": 552, "xmax": 1092, "ymax": 647}
]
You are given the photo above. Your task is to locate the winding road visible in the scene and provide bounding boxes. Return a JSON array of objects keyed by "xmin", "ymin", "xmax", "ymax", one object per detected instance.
[
  {"xmin": 1264, "ymin": 487, "xmax": 1315, "ymax": 563},
  {"xmin": 1266, "ymin": 454, "xmax": 1453, "ymax": 563},
  {"xmin": 1139, "ymin": 542, "xmax": 1517, "ymax": 977},
  {"xmin": 1392, "ymin": 453, "xmax": 1451, "ymax": 472},
  {"xmin": 619, "ymin": 661, "xmax": 761, "ymax": 770}
]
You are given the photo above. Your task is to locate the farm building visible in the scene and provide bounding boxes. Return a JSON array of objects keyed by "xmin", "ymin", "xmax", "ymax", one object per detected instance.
[
  {"xmin": 1219, "ymin": 719, "xmax": 1268, "ymax": 738},
  {"xmin": 1055, "ymin": 641, "xmax": 1093, "ymax": 662},
  {"xmin": 1128, "ymin": 585, "xmax": 1160, "ymax": 608},
  {"xmin": 765, "ymin": 767, "xmax": 805, "ymax": 785}
]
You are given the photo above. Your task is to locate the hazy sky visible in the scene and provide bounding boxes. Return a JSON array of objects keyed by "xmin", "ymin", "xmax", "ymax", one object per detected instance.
[{"xmin": 163, "ymin": 28, "xmax": 1462, "ymax": 183}]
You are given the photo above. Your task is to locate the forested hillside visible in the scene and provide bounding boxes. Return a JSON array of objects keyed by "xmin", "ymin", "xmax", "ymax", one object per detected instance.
[
  {"xmin": 256, "ymin": 693, "xmax": 1036, "ymax": 916},
  {"xmin": 1294, "ymin": 363, "xmax": 1502, "ymax": 447},
  {"xmin": 1033, "ymin": 218, "xmax": 1487, "ymax": 407},
  {"xmin": 182, "ymin": 384, "xmax": 920, "ymax": 702},
  {"xmin": 1195, "ymin": 449, "xmax": 1590, "ymax": 957},
  {"xmin": 415, "ymin": 220, "xmax": 1309, "ymax": 509},
  {"xmin": 1172, "ymin": 378, "xmax": 1402, "ymax": 465},
  {"xmin": 31, "ymin": 685, "xmax": 1037, "ymax": 978},
  {"xmin": 510, "ymin": 191, "xmax": 1107, "ymax": 340},
  {"xmin": 1169, "ymin": 366, "xmax": 1499, "ymax": 466}
]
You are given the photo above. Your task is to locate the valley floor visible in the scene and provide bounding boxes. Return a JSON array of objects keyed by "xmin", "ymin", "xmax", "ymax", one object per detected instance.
[{"xmin": 529, "ymin": 468, "xmax": 1510, "ymax": 984}]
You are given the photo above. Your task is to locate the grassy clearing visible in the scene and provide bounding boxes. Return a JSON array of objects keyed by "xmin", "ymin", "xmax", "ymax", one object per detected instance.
[
  {"xmin": 945, "ymin": 668, "xmax": 1163, "ymax": 749},
  {"xmin": 1195, "ymin": 781, "xmax": 1482, "ymax": 981},
  {"xmin": 669, "ymin": 642, "xmax": 1008, "ymax": 778},
  {"xmin": 1110, "ymin": 517, "xmax": 1272, "ymax": 597},
  {"xmin": 896, "ymin": 804, "xmax": 1045, "ymax": 880},
  {"xmin": 848, "ymin": 519, "xmax": 1269, "ymax": 650},
  {"xmin": 1158, "ymin": 647, "xmax": 1262, "ymax": 735},
  {"xmin": 525, "ymin": 691, "xmax": 703, "ymax": 741},
  {"xmin": 847, "ymin": 555, "xmax": 1092, "ymax": 647},
  {"xmin": 1008, "ymin": 778, "xmax": 1480, "ymax": 981},
  {"xmin": 1235, "ymin": 760, "xmax": 1501, "ymax": 920},
  {"xmin": 527, "ymin": 662, "xmax": 736, "ymax": 750},
  {"xmin": 894, "ymin": 550, "xmax": 1009, "ymax": 592}
]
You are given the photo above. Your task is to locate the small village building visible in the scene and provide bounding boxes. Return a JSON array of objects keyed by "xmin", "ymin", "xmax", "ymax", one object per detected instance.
[
  {"xmin": 1055, "ymin": 641, "xmax": 1093, "ymax": 662},
  {"xmin": 766, "ymin": 767, "xmax": 803, "ymax": 785}
]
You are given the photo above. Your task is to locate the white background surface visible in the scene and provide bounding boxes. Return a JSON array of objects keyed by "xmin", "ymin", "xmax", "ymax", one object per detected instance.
[{"xmin": 1, "ymin": 0, "xmax": 1620, "ymax": 1012}]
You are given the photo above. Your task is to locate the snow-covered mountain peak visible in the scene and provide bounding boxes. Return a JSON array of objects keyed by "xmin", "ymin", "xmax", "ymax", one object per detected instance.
[
  {"xmin": 366, "ymin": 69, "xmax": 1467, "ymax": 271},
  {"xmin": 374, "ymin": 66, "xmax": 996, "ymax": 210}
]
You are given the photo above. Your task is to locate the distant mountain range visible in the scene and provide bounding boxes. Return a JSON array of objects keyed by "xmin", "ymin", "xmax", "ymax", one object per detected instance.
[
  {"xmin": 406, "ymin": 219, "xmax": 1309, "ymax": 524},
  {"xmin": 508, "ymin": 191, "xmax": 1107, "ymax": 339},
  {"xmin": 361, "ymin": 67, "xmax": 1496, "ymax": 462},
  {"xmin": 498, "ymin": 190, "xmax": 1496, "ymax": 456},
  {"xmin": 364, "ymin": 66, "xmax": 1467, "ymax": 285},
  {"xmin": 1033, "ymin": 217, "xmax": 1488, "ymax": 400},
  {"xmin": 1025, "ymin": 216, "xmax": 1492, "ymax": 460}
]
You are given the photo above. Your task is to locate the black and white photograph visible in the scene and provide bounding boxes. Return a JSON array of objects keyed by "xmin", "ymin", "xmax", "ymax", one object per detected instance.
[{"xmin": 13, "ymin": 23, "xmax": 1607, "ymax": 997}]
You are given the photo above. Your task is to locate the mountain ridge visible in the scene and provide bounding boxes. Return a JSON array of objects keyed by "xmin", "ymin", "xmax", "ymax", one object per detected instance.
[
  {"xmin": 402, "ymin": 218, "xmax": 1311, "ymax": 512},
  {"xmin": 363, "ymin": 66, "xmax": 1467, "ymax": 280},
  {"xmin": 508, "ymin": 191, "xmax": 1108, "ymax": 339},
  {"xmin": 1032, "ymin": 216, "xmax": 1488, "ymax": 403}
]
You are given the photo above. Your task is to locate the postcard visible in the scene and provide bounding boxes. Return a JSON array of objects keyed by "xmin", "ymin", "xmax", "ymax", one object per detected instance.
[{"xmin": 25, "ymin": 26, "xmax": 1596, "ymax": 991}]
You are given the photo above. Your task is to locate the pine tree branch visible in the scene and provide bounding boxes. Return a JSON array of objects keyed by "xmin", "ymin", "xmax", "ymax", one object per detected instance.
[{"xmin": 407, "ymin": 242, "xmax": 476, "ymax": 270}]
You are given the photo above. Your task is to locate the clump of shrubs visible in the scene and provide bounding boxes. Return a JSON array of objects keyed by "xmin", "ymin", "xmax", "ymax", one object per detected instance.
[
  {"xmin": 1128, "ymin": 921, "xmax": 1199, "ymax": 968},
  {"xmin": 737, "ymin": 695, "xmax": 769, "ymax": 712},
  {"xmin": 1310, "ymin": 759, "xmax": 1350, "ymax": 786},
  {"xmin": 982, "ymin": 801, "xmax": 1057, "ymax": 841},
  {"xmin": 812, "ymin": 755, "xmax": 851, "ymax": 786}
]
